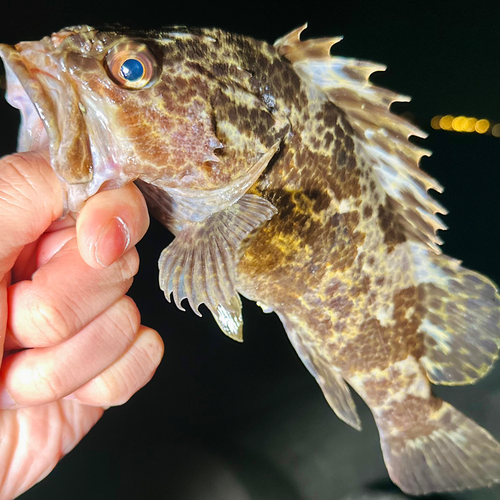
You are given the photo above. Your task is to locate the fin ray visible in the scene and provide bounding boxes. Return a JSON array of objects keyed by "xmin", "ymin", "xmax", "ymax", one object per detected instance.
[
  {"xmin": 278, "ymin": 314, "xmax": 361, "ymax": 430},
  {"xmin": 158, "ymin": 194, "xmax": 277, "ymax": 341},
  {"xmin": 410, "ymin": 242, "xmax": 500, "ymax": 385},
  {"xmin": 378, "ymin": 400, "xmax": 500, "ymax": 495}
]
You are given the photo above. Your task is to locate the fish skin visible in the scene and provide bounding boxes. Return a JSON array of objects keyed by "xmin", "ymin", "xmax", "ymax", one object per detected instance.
[{"xmin": 1, "ymin": 25, "xmax": 499, "ymax": 495}]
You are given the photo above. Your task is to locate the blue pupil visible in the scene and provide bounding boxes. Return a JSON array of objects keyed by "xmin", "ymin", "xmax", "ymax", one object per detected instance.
[{"xmin": 120, "ymin": 59, "xmax": 144, "ymax": 81}]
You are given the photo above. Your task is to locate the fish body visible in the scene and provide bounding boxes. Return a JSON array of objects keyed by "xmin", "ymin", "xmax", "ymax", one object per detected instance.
[{"xmin": 1, "ymin": 25, "xmax": 499, "ymax": 495}]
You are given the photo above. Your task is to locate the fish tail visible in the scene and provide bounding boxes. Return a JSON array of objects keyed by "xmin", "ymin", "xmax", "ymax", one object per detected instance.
[{"xmin": 376, "ymin": 396, "xmax": 500, "ymax": 495}]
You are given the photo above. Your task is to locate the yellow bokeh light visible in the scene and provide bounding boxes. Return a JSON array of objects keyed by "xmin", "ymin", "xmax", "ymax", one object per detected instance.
[
  {"xmin": 439, "ymin": 115, "xmax": 454, "ymax": 131},
  {"xmin": 463, "ymin": 117, "xmax": 477, "ymax": 132},
  {"xmin": 431, "ymin": 116, "xmax": 442, "ymax": 129},
  {"xmin": 452, "ymin": 116, "xmax": 467, "ymax": 132},
  {"xmin": 475, "ymin": 119, "xmax": 490, "ymax": 134},
  {"xmin": 431, "ymin": 114, "xmax": 497, "ymax": 136}
]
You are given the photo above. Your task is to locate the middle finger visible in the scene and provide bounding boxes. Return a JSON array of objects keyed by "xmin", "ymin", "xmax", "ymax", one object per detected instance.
[
  {"xmin": 6, "ymin": 234, "xmax": 139, "ymax": 349},
  {"xmin": 0, "ymin": 295, "xmax": 141, "ymax": 408}
]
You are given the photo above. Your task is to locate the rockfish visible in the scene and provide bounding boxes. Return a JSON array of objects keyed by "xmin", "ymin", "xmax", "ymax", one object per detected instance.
[{"xmin": 1, "ymin": 25, "xmax": 499, "ymax": 495}]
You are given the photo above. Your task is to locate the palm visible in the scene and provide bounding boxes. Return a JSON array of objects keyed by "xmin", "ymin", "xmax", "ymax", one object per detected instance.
[{"xmin": 0, "ymin": 402, "xmax": 103, "ymax": 497}]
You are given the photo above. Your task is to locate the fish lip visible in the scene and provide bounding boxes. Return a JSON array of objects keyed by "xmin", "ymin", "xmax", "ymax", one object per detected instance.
[
  {"xmin": 0, "ymin": 42, "xmax": 61, "ymax": 153},
  {"xmin": 0, "ymin": 39, "xmax": 93, "ymax": 184}
]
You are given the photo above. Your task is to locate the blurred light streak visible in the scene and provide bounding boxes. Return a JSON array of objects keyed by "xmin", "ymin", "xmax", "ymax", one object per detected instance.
[
  {"xmin": 431, "ymin": 115, "xmax": 497, "ymax": 136},
  {"xmin": 431, "ymin": 115, "xmax": 442, "ymax": 129},
  {"xmin": 463, "ymin": 117, "xmax": 477, "ymax": 132}
]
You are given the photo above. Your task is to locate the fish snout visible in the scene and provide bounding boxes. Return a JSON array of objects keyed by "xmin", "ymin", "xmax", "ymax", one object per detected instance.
[{"xmin": 0, "ymin": 41, "xmax": 93, "ymax": 185}]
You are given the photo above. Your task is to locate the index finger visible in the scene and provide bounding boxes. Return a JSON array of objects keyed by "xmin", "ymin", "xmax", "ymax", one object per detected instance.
[
  {"xmin": 0, "ymin": 150, "xmax": 62, "ymax": 277},
  {"xmin": 0, "ymin": 150, "xmax": 62, "ymax": 365}
]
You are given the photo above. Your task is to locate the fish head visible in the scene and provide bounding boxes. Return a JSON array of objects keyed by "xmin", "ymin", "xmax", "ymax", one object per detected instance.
[{"xmin": 0, "ymin": 26, "xmax": 287, "ymax": 214}]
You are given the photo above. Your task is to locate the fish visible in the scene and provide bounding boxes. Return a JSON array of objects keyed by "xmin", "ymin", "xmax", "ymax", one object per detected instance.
[{"xmin": 0, "ymin": 24, "xmax": 499, "ymax": 495}]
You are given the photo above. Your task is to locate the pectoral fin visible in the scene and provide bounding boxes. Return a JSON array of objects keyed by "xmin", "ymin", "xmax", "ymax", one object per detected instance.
[
  {"xmin": 158, "ymin": 194, "xmax": 277, "ymax": 341},
  {"xmin": 212, "ymin": 294, "xmax": 244, "ymax": 342}
]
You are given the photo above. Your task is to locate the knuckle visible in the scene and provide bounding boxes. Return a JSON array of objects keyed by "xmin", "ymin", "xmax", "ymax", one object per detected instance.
[
  {"xmin": 110, "ymin": 296, "xmax": 141, "ymax": 344},
  {"xmin": 91, "ymin": 366, "xmax": 135, "ymax": 407},
  {"xmin": 0, "ymin": 159, "xmax": 35, "ymax": 212},
  {"xmin": 1, "ymin": 154, "xmax": 32, "ymax": 181},
  {"xmin": 93, "ymin": 372, "xmax": 122, "ymax": 406},
  {"xmin": 0, "ymin": 153, "xmax": 55, "ymax": 213},
  {"xmin": 113, "ymin": 247, "xmax": 140, "ymax": 281},
  {"xmin": 31, "ymin": 363, "xmax": 64, "ymax": 402},
  {"xmin": 25, "ymin": 292, "xmax": 71, "ymax": 346},
  {"xmin": 80, "ymin": 328, "xmax": 162, "ymax": 407}
]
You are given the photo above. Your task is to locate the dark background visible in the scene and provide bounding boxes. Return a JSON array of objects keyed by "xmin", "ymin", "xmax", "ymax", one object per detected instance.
[{"xmin": 1, "ymin": 1, "xmax": 499, "ymax": 499}]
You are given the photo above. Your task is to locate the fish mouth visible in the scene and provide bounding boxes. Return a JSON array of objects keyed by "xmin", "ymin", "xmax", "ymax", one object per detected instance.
[{"xmin": 0, "ymin": 39, "xmax": 93, "ymax": 183}]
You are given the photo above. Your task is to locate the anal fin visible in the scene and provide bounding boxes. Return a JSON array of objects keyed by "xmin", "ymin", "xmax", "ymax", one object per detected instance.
[
  {"xmin": 314, "ymin": 359, "xmax": 362, "ymax": 431},
  {"xmin": 278, "ymin": 313, "xmax": 361, "ymax": 430}
]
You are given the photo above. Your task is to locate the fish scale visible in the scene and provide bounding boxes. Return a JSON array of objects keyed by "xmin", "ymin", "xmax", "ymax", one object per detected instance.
[{"xmin": 0, "ymin": 24, "xmax": 499, "ymax": 496}]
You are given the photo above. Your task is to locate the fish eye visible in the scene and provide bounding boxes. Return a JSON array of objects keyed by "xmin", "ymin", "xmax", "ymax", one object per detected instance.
[
  {"xmin": 105, "ymin": 41, "xmax": 157, "ymax": 90},
  {"xmin": 120, "ymin": 58, "xmax": 145, "ymax": 82}
]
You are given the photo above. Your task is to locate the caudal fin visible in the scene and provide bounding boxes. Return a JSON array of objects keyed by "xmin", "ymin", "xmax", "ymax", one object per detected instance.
[{"xmin": 378, "ymin": 400, "xmax": 500, "ymax": 495}]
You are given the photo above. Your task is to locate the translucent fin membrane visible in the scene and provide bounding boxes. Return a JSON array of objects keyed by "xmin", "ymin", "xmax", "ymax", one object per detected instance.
[{"xmin": 159, "ymin": 194, "xmax": 277, "ymax": 341}]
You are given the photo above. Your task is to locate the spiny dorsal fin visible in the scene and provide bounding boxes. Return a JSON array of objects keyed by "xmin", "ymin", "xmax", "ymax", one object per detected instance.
[
  {"xmin": 275, "ymin": 26, "xmax": 447, "ymax": 253},
  {"xmin": 274, "ymin": 24, "xmax": 343, "ymax": 63}
]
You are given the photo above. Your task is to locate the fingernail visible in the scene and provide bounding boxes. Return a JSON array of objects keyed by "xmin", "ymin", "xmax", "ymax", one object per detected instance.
[
  {"xmin": 95, "ymin": 217, "xmax": 130, "ymax": 267},
  {"xmin": 0, "ymin": 386, "xmax": 16, "ymax": 410}
]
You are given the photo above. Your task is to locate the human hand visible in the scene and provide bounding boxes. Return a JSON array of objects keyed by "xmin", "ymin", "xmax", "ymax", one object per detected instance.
[{"xmin": 0, "ymin": 150, "xmax": 164, "ymax": 499}]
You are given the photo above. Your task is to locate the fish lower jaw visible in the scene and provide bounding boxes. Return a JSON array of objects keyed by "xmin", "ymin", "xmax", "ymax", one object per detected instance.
[{"xmin": 19, "ymin": 114, "xmax": 50, "ymax": 152}]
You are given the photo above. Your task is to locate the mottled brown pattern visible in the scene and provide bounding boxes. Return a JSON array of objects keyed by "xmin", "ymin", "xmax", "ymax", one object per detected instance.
[
  {"xmin": 347, "ymin": 287, "xmax": 424, "ymax": 372},
  {"xmin": 229, "ymin": 27, "xmax": 424, "ymax": 389},
  {"xmin": 249, "ymin": 187, "xmax": 364, "ymax": 276},
  {"xmin": 336, "ymin": 318, "xmax": 394, "ymax": 373},
  {"xmin": 363, "ymin": 205, "xmax": 373, "ymax": 218},
  {"xmin": 379, "ymin": 395, "xmax": 444, "ymax": 437},
  {"xmin": 377, "ymin": 197, "xmax": 407, "ymax": 251},
  {"xmin": 393, "ymin": 286, "xmax": 426, "ymax": 359}
]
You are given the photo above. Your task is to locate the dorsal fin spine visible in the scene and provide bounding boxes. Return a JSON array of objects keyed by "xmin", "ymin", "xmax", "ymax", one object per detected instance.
[{"xmin": 275, "ymin": 26, "xmax": 447, "ymax": 253}]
